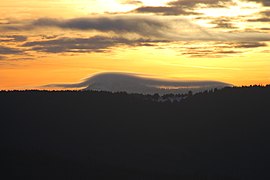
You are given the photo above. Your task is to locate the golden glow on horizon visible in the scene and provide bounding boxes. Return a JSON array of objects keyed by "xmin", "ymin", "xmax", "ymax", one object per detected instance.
[
  {"xmin": 0, "ymin": 0, "xmax": 269, "ymax": 90},
  {"xmin": 197, "ymin": 1, "xmax": 262, "ymax": 17},
  {"xmin": 1, "ymin": 46, "xmax": 269, "ymax": 90},
  {"xmin": 140, "ymin": 0, "xmax": 172, "ymax": 6}
]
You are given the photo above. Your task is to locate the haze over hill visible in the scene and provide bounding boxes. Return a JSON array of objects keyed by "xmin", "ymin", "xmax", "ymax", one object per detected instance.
[{"xmin": 44, "ymin": 72, "xmax": 232, "ymax": 94}]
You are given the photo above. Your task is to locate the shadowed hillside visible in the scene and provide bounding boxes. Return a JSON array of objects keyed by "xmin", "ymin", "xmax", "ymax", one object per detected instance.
[{"xmin": 1, "ymin": 85, "xmax": 270, "ymax": 180}]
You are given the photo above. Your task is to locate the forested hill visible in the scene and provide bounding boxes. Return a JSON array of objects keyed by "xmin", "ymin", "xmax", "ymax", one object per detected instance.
[{"xmin": 1, "ymin": 85, "xmax": 270, "ymax": 180}]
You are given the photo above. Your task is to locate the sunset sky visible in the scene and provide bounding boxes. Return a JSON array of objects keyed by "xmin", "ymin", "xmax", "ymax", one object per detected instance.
[{"xmin": 0, "ymin": 0, "xmax": 269, "ymax": 90}]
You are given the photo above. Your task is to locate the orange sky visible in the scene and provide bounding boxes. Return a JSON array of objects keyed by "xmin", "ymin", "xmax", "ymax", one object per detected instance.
[{"xmin": 0, "ymin": 0, "xmax": 269, "ymax": 90}]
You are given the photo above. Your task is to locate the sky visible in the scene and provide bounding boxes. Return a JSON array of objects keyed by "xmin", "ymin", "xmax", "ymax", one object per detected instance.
[{"xmin": 0, "ymin": 0, "xmax": 269, "ymax": 90}]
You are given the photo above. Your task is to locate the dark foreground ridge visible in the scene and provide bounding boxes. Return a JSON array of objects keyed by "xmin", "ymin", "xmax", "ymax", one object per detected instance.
[{"xmin": 1, "ymin": 85, "xmax": 270, "ymax": 180}]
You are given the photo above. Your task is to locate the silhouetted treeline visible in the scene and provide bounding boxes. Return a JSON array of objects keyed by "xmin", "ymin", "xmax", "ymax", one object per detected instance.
[{"xmin": 1, "ymin": 85, "xmax": 270, "ymax": 180}]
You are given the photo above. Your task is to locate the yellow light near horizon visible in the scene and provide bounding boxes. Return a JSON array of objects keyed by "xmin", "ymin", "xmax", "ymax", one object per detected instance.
[
  {"xmin": 197, "ymin": 1, "xmax": 261, "ymax": 17},
  {"xmin": 140, "ymin": 0, "xmax": 172, "ymax": 6},
  {"xmin": 0, "ymin": 45, "xmax": 269, "ymax": 90},
  {"xmin": 0, "ymin": 0, "xmax": 269, "ymax": 91},
  {"xmin": 78, "ymin": 0, "xmax": 173, "ymax": 13},
  {"xmin": 79, "ymin": 0, "xmax": 132, "ymax": 13}
]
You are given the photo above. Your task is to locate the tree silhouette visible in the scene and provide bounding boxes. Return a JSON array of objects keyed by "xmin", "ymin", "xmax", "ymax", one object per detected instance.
[{"xmin": 0, "ymin": 85, "xmax": 269, "ymax": 179}]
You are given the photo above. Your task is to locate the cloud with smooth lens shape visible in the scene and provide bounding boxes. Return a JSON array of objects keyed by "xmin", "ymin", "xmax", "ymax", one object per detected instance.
[{"xmin": 43, "ymin": 72, "xmax": 232, "ymax": 95}]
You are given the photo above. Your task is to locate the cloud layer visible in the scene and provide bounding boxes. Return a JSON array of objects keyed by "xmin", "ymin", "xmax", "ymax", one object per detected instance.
[
  {"xmin": 22, "ymin": 36, "xmax": 168, "ymax": 53},
  {"xmin": 0, "ymin": 0, "xmax": 269, "ymax": 59}
]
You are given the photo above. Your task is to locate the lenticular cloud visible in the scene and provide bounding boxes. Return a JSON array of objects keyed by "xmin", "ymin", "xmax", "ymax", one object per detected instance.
[{"xmin": 43, "ymin": 72, "xmax": 232, "ymax": 95}]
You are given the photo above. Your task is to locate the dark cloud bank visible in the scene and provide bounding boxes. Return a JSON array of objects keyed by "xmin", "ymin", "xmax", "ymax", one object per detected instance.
[
  {"xmin": 22, "ymin": 36, "xmax": 168, "ymax": 53},
  {"xmin": 44, "ymin": 72, "xmax": 232, "ymax": 95},
  {"xmin": 2, "ymin": 16, "xmax": 172, "ymax": 38},
  {"xmin": 0, "ymin": 2, "xmax": 269, "ymax": 58},
  {"xmin": 0, "ymin": 35, "xmax": 27, "ymax": 42},
  {"xmin": 2, "ymin": 15, "xmax": 265, "ymax": 57},
  {"xmin": 131, "ymin": 0, "xmax": 234, "ymax": 16},
  {"xmin": 0, "ymin": 45, "xmax": 22, "ymax": 55}
]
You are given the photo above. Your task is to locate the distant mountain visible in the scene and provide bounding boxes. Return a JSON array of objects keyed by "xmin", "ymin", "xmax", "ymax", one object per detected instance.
[{"xmin": 45, "ymin": 72, "xmax": 232, "ymax": 95}]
